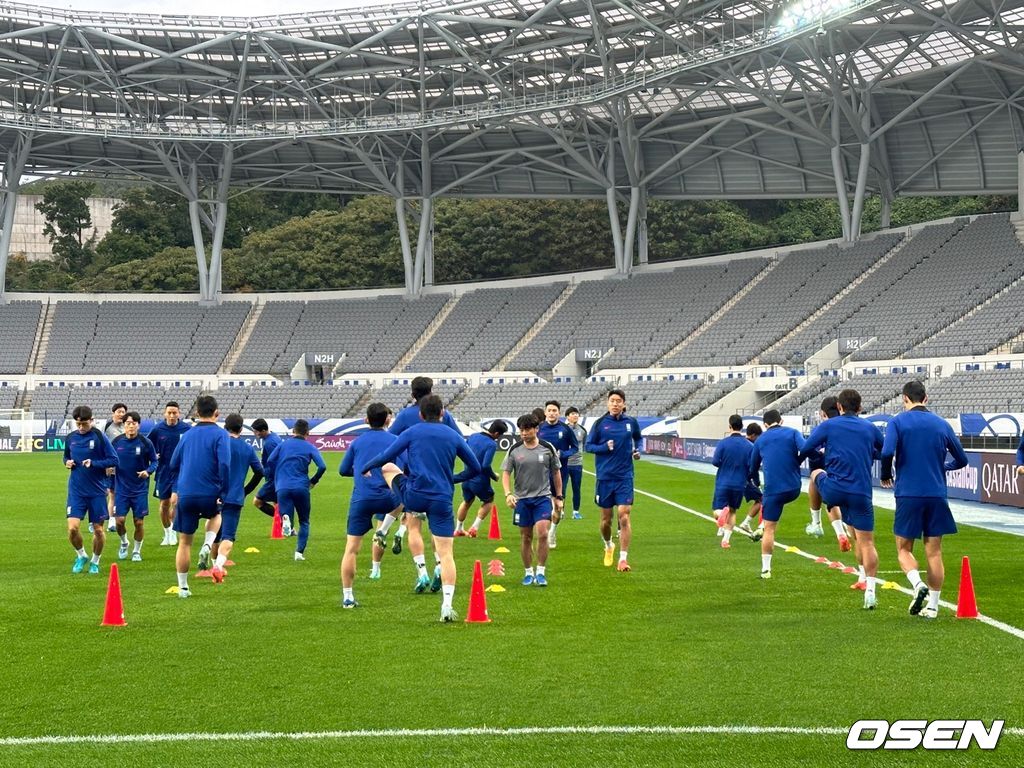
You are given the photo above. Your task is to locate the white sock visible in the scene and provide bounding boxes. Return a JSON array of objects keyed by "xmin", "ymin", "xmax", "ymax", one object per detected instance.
[
  {"xmin": 413, "ymin": 555, "xmax": 427, "ymax": 575},
  {"xmin": 550, "ymin": 521, "xmax": 558, "ymax": 532},
  {"xmin": 762, "ymin": 554, "xmax": 772, "ymax": 572},
  {"xmin": 927, "ymin": 590, "xmax": 940, "ymax": 610},
  {"xmin": 164, "ymin": 525, "xmax": 174, "ymax": 537},
  {"xmin": 343, "ymin": 587, "xmax": 354, "ymax": 602},
  {"xmin": 810, "ymin": 508, "xmax": 821, "ymax": 526},
  {"xmin": 722, "ymin": 529, "xmax": 732, "ymax": 543},
  {"xmin": 741, "ymin": 514, "xmax": 756, "ymax": 529},
  {"xmin": 907, "ymin": 569, "xmax": 924, "ymax": 590},
  {"xmin": 133, "ymin": 540, "xmax": 143, "ymax": 554},
  {"xmin": 214, "ymin": 554, "xmax": 227, "ymax": 569},
  {"xmin": 377, "ymin": 514, "xmax": 396, "ymax": 536},
  {"xmin": 75, "ymin": 547, "xmax": 87, "ymax": 558},
  {"xmin": 866, "ymin": 579, "xmax": 876, "ymax": 597},
  {"xmin": 90, "ymin": 553, "xmax": 101, "ymax": 565},
  {"xmin": 370, "ymin": 561, "xmax": 381, "ymax": 575},
  {"xmin": 831, "ymin": 519, "xmax": 846, "ymax": 538},
  {"xmin": 396, "ymin": 524, "xmax": 407, "ymax": 538},
  {"xmin": 604, "ymin": 539, "xmax": 613, "ymax": 550},
  {"xmin": 619, "ymin": 550, "xmax": 628, "ymax": 562},
  {"xmin": 536, "ymin": 565, "xmax": 546, "ymax": 576},
  {"xmin": 441, "ymin": 584, "xmax": 455, "ymax": 610},
  {"xmin": 203, "ymin": 530, "xmax": 216, "ymax": 548},
  {"xmin": 455, "ymin": 520, "xmax": 464, "ymax": 532},
  {"xmin": 119, "ymin": 534, "xmax": 129, "ymax": 545},
  {"xmin": 177, "ymin": 572, "xmax": 189, "ymax": 590},
  {"xmin": 468, "ymin": 518, "xmax": 480, "ymax": 532},
  {"xmin": 525, "ymin": 567, "xmax": 535, "ymax": 577},
  {"xmin": 857, "ymin": 565, "xmax": 866, "ymax": 582}
]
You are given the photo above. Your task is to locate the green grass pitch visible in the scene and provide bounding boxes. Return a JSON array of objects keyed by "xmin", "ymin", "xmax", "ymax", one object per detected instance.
[{"xmin": 0, "ymin": 452, "xmax": 1021, "ymax": 767}]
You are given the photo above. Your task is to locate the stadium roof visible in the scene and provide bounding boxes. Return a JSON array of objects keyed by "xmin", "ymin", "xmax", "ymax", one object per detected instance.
[{"xmin": 1, "ymin": 0, "xmax": 1023, "ymax": 298}]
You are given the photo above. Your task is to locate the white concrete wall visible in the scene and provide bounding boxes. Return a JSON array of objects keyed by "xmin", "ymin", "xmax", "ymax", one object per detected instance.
[{"xmin": 11, "ymin": 196, "xmax": 116, "ymax": 262}]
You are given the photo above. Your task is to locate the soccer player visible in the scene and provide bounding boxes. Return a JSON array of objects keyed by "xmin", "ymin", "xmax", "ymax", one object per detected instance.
[
  {"xmin": 64, "ymin": 405, "xmax": 119, "ymax": 574},
  {"xmin": 805, "ymin": 396, "xmax": 852, "ymax": 555},
  {"xmin": 503, "ymin": 413, "xmax": 562, "ymax": 586},
  {"xmin": 736, "ymin": 422, "xmax": 764, "ymax": 541},
  {"xmin": 455, "ymin": 420, "xmax": 506, "ymax": 538},
  {"xmin": 748, "ymin": 409, "xmax": 804, "ymax": 579},
  {"xmin": 801, "ymin": 389, "xmax": 884, "ymax": 609},
  {"xmin": 250, "ymin": 418, "xmax": 283, "ymax": 520},
  {"xmin": 340, "ymin": 403, "xmax": 403, "ymax": 607},
  {"xmin": 360, "ymin": 394, "xmax": 482, "ymax": 622},
  {"xmin": 103, "ymin": 402, "xmax": 127, "ymax": 531},
  {"xmin": 586, "ymin": 389, "xmax": 642, "ymax": 572},
  {"xmin": 168, "ymin": 395, "xmax": 229, "ymax": 598},
  {"xmin": 110, "ymin": 411, "xmax": 158, "ymax": 562},
  {"xmin": 211, "ymin": 413, "xmax": 264, "ymax": 582},
  {"xmin": 537, "ymin": 400, "xmax": 577, "ymax": 549},
  {"xmin": 265, "ymin": 419, "xmax": 327, "ymax": 561},
  {"xmin": 712, "ymin": 414, "xmax": 754, "ymax": 549},
  {"xmin": 383, "ymin": 376, "xmax": 462, "ymax": 557},
  {"xmin": 881, "ymin": 380, "xmax": 969, "ymax": 619},
  {"xmin": 147, "ymin": 401, "xmax": 190, "ymax": 546},
  {"xmin": 565, "ymin": 407, "xmax": 587, "ymax": 519}
]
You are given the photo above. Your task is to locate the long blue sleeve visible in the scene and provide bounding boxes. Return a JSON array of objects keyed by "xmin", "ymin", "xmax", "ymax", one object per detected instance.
[
  {"xmin": 452, "ymin": 439, "xmax": 482, "ymax": 485},
  {"xmin": 360, "ymin": 431, "xmax": 410, "ymax": 474},
  {"xmin": 339, "ymin": 446, "xmax": 355, "ymax": 477}
]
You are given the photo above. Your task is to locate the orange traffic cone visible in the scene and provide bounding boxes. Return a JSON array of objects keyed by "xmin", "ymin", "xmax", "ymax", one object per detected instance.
[
  {"xmin": 101, "ymin": 563, "xmax": 126, "ymax": 627},
  {"xmin": 465, "ymin": 559, "xmax": 491, "ymax": 624},
  {"xmin": 487, "ymin": 508, "xmax": 501, "ymax": 540},
  {"xmin": 271, "ymin": 505, "xmax": 284, "ymax": 540},
  {"xmin": 956, "ymin": 555, "xmax": 979, "ymax": 619}
]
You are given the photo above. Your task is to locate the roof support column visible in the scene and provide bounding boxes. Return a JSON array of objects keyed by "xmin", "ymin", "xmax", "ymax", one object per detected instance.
[
  {"xmin": 0, "ymin": 134, "xmax": 31, "ymax": 304},
  {"xmin": 206, "ymin": 144, "xmax": 233, "ymax": 303},
  {"xmin": 831, "ymin": 105, "xmax": 852, "ymax": 242},
  {"xmin": 637, "ymin": 186, "xmax": 649, "ymax": 266},
  {"xmin": 412, "ymin": 131, "xmax": 432, "ymax": 295},
  {"xmin": 880, "ymin": 195, "xmax": 892, "ymax": 229},
  {"xmin": 623, "ymin": 186, "xmax": 642, "ymax": 272},
  {"xmin": 395, "ymin": 163, "xmax": 416, "ymax": 293},
  {"xmin": 849, "ymin": 99, "xmax": 873, "ymax": 240},
  {"xmin": 1017, "ymin": 151, "xmax": 1024, "ymax": 221}
]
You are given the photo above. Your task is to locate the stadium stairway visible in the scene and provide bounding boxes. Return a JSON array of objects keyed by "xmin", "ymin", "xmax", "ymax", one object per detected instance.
[
  {"xmin": 494, "ymin": 283, "xmax": 576, "ymax": 372},
  {"xmin": 220, "ymin": 299, "xmax": 263, "ymax": 374},
  {"xmin": 344, "ymin": 386, "xmax": 375, "ymax": 417},
  {"xmin": 657, "ymin": 258, "xmax": 776, "ymax": 366},
  {"xmin": 391, "ymin": 294, "xmax": 459, "ymax": 373},
  {"xmin": 27, "ymin": 300, "xmax": 52, "ymax": 375},
  {"xmin": 756, "ymin": 234, "xmax": 907, "ymax": 364}
]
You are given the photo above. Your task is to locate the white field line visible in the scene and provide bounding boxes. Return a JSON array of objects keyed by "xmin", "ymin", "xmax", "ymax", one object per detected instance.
[
  {"xmin": 2, "ymin": 724, "xmax": 1021, "ymax": 747},
  {"xmin": 584, "ymin": 470, "xmax": 1024, "ymax": 642}
]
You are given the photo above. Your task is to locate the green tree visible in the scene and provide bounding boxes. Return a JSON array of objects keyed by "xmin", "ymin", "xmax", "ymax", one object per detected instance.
[{"xmin": 35, "ymin": 180, "xmax": 97, "ymax": 275}]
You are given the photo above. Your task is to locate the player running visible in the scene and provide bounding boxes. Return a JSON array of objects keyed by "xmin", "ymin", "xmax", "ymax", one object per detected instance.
[
  {"xmin": 454, "ymin": 420, "xmax": 506, "ymax": 538},
  {"xmin": 110, "ymin": 411, "xmax": 158, "ymax": 562},
  {"xmin": 64, "ymin": 405, "xmax": 119, "ymax": 575},
  {"xmin": 712, "ymin": 414, "xmax": 754, "ymax": 549}
]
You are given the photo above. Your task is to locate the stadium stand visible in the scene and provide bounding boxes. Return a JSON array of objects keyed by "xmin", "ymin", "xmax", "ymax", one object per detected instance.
[
  {"xmin": 455, "ymin": 380, "xmax": 612, "ymax": 421},
  {"xmin": 779, "ymin": 372, "xmax": 927, "ymax": 422},
  {"xmin": 406, "ymin": 284, "xmax": 566, "ymax": 372},
  {"xmin": 28, "ymin": 383, "xmax": 203, "ymax": 421},
  {"xmin": 0, "ymin": 301, "xmax": 42, "ymax": 374},
  {"xmin": 624, "ymin": 378, "xmax": 705, "ymax": 416},
  {"xmin": 675, "ymin": 378, "xmax": 746, "ymax": 419},
  {"xmin": 924, "ymin": 368, "xmax": 1024, "ymax": 417},
  {"xmin": 759, "ymin": 375, "xmax": 841, "ymax": 416},
  {"xmin": 763, "ymin": 220, "xmax": 967, "ymax": 365},
  {"xmin": 41, "ymin": 301, "xmax": 249, "ymax": 374},
  {"xmin": 232, "ymin": 295, "xmax": 448, "ymax": 374},
  {"xmin": 509, "ymin": 258, "xmax": 767, "ymax": 372},
  {"xmin": 665, "ymin": 235, "xmax": 902, "ymax": 368},
  {"xmin": 0, "ymin": 387, "xmax": 18, "ymax": 410},
  {"xmin": 372, "ymin": 382, "xmax": 466, "ymax": 413}
]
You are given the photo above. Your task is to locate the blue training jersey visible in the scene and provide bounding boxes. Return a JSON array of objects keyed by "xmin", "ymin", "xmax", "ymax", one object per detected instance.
[
  {"xmin": 147, "ymin": 420, "xmax": 191, "ymax": 468},
  {"xmin": 168, "ymin": 422, "xmax": 231, "ymax": 499},
  {"xmin": 538, "ymin": 420, "xmax": 578, "ymax": 468},
  {"xmin": 880, "ymin": 407, "xmax": 969, "ymax": 498},
  {"xmin": 586, "ymin": 412, "xmax": 642, "ymax": 481},
  {"xmin": 340, "ymin": 429, "xmax": 403, "ymax": 503},
  {"xmin": 713, "ymin": 433, "xmax": 754, "ymax": 491},
  {"xmin": 749, "ymin": 425, "xmax": 804, "ymax": 495},
  {"xmin": 464, "ymin": 432, "xmax": 499, "ymax": 488},
  {"xmin": 225, "ymin": 436, "xmax": 264, "ymax": 507},
  {"xmin": 260, "ymin": 432, "xmax": 283, "ymax": 466},
  {"xmin": 64, "ymin": 428, "xmax": 119, "ymax": 499},
  {"xmin": 266, "ymin": 436, "xmax": 327, "ymax": 492},
  {"xmin": 389, "ymin": 402, "xmax": 461, "ymax": 436},
  {"xmin": 1017, "ymin": 435, "xmax": 1024, "ymax": 467},
  {"xmin": 801, "ymin": 413, "xmax": 883, "ymax": 498},
  {"xmin": 360, "ymin": 421, "xmax": 481, "ymax": 502},
  {"xmin": 111, "ymin": 434, "xmax": 158, "ymax": 497}
]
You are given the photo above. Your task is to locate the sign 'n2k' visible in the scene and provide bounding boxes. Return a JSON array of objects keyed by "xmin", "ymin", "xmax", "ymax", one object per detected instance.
[{"xmin": 847, "ymin": 720, "xmax": 1004, "ymax": 750}]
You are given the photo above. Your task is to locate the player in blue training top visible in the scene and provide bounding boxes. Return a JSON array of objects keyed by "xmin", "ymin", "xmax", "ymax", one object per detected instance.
[
  {"xmin": 749, "ymin": 409, "xmax": 804, "ymax": 580},
  {"xmin": 360, "ymin": 394, "xmax": 482, "ymax": 623},
  {"xmin": 265, "ymin": 419, "xmax": 327, "ymax": 562},
  {"xmin": 64, "ymin": 405, "xmax": 119, "ymax": 575},
  {"xmin": 564, "ymin": 407, "xmax": 588, "ymax": 520},
  {"xmin": 103, "ymin": 402, "xmax": 128, "ymax": 532},
  {"xmin": 454, "ymin": 420, "xmax": 507, "ymax": 538},
  {"xmin": 586, "ymin": 389, "xmax": 642, "ymax": 572},
  {"xmin": 801, "ymin": 389, "xmax": 884, "ymax": 610},
  {"xmin": 712, "ymin": 414, "xmax": 754, "ymax": 550},
  {"xmin": 147, "ymin": 401, "xmax": 190, "ymax": 547},
  {"xmin": 381, "ymin": 376, "xmax": 462, "ymax": 557},
  {"xmin": 210, "ymin": 413, "xmax": 264, "ymax": 583},
  {"xmin": 538, "ymin": 400, "xmax": 578, "ymax": 550},
  {"xmin": 339, "ymin": 403, "xmax": 404, "ymax": 607},
  {"xmin": 881, "ymin": 380, "xmax": 970, "ymax": 619},
  {"xmin": 110, "ymin": 411, "xmax": 158, "ymax": 562},
  {"xmin": 250, "ymin": 418, "xmax": 283, "ymax": 522},
  {"xmin": 734, "ymin": 422, "xmax": 765, "ymax": 541},
  {"xmin": 168, "ymin": 394, "xmax": 230, "ymax": 599},
  {"xmin": 805, "ymin": 396, "xmax": 853, "ymax": 558}
]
